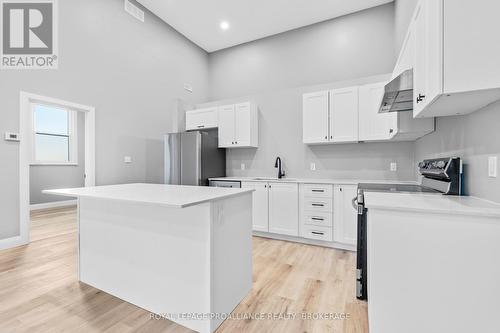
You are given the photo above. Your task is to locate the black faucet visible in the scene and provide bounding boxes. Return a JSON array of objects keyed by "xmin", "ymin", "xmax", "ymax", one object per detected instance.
[{"xmin": 274, "ymin": 157, "xmax": 285, "ymax": 179}]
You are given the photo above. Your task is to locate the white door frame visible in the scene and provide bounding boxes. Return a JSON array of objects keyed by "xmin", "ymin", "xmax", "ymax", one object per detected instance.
[{"xmin": 16, "ymin": 91, "xmax": 95, "ymax": 248}]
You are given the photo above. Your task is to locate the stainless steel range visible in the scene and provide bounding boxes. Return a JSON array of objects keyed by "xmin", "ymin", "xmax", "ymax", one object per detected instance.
[{"xmin": 354, "ymin": 157, "xmax": 463, "ymax": 300}]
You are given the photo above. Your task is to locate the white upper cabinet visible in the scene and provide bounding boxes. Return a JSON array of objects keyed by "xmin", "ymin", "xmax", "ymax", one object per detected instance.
[
  {"xmin": 411, "ymin": 0, "xmax": 500, "ymax": 118},
  {"xmin": 358, "ymin": 82, "xmax": 397, "ymax": 141},
  {"xmin": 303, "ymin": 91, "xmax": 329, "ymax": 144},
  {"xmin": 217, "ymin": 104, "xmax": 235, "ymax": 147},
  {"xmin": 185, "ymin": 107, "xmax": 218, "ymax": 131},
  {"xmin": 218, "ymin": 102, "xmax": 258, "ymax": 148},
  {"xmin": 330, "ymin": 87, "xmax": 359, "ymax": 143},
  {"xmin": 268, "ymin": 182, "xmax": 299, "ymax": 236},
  {"xmin": 302, "ymin": 88, "xmax": 358, "ymax": 144}
]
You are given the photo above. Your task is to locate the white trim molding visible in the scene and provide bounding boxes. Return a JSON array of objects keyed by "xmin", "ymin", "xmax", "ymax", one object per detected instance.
[
  {"xmin": 30, "ymin": 200, "xmax": 78, "ymax": 211},
  {"xmin": 17, "ymin": 92, "xmax": 96, "ymax": 251},
  {"xmin": 0, "ymin": 236, "xmax": 24, "ymax": 251}
]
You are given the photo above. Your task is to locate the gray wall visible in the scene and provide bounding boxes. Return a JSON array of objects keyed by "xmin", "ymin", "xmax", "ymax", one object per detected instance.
[
  {"xmin": 30, "ymin": 112, "xmax": 85, "ymax": 205},
  {"xmin": 415, "ymin": 98, "xmax": 500, "ymax": 203},
  {"xmin": 206, "ymin": 3, "xmax": 417, "ymax": 181},
  {"xmin": 0, "ymin": 0, "xmax": 209, "ymax": 239},
  {"xmin": 208, "ymin": 3, "xmax": 396, "ymax": 100}
]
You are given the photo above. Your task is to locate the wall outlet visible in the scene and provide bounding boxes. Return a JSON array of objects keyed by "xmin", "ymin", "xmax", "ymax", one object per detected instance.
[
  {"xmin": 488, "ymin": 156, "xmax": 497, "ymax": 178},
  {"xmin": 124, "ymin": 156, "xmax": 132, "ymax": 164},
  {"xmin": 310, "ymin": 162, "xmax": 316, "ymax": 171},
  {"xmin": 390, "ymin": 162, "xmax": 397, "ymax": 172},
  {"xmin": 241, "ymin": 163, "xmax": 245, "ymax": 171}
]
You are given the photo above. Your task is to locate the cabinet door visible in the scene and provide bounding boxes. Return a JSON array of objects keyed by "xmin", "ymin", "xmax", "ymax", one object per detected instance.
[
  {"xmin": 268, "ymin": 183, "xmax": 299, "ymax": 236},
  {"xmin": 358, "ymin": 82, "xmax": 397, "ymax": 141},
  {"xmin": 330, "ymin": 87, "xmax": 359, "ymax": 143},
  {"xmin": 333, "ymin": 185, "xmax": 358, "ymax": 246},
  {"xmin": 242, "ymin": 182, "xmax": 269, "ymax": 232},
  {"xmin": 217, "ymin": 105, "xmax": 235, "ymax": 148},
  {"xmin": 185, "ymin": 108, "xmax": 218, "ymax": 131},
  {"xmin": 413, "ymin": 0, "xmax": 443, "ymax": 118},
  {"xmin": 303, "ymin": 91, "xmax": 329, "ymax": 144},
  {"xmin": 234, "ymin": 102, "xmax": 251, "ymax": 146}
]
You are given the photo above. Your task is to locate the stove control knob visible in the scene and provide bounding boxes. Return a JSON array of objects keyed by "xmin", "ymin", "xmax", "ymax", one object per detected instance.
[{"xmin": 436, "ymin": 161, "xmax": 446, "ymax": 169}]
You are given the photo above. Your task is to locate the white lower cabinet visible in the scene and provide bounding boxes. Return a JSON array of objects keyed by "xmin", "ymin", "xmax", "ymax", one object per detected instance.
[
  {"xmin": 299, "ymin": 184, "xmax": 334, "ymax": 242},
  {"xmin": 241, "ymin": 182, "xmax": 269, "ymax": 232},
  {"xmin": 242, "ymin": 181, "xmax": 298, "ymax": 236},
  {"xmin": 268, "ymin": 183, "xmax": 299, "ymax": 236},
  {"xmin": 333, "ymin": 185, "xmax": 358, "ymax": 246},
  {"xmin": 243, "ymin": 181, "xmax": 357, "ymax": 249}
]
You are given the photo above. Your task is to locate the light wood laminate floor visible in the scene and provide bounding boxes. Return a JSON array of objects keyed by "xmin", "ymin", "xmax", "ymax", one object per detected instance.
[{"xmin": 0, "ymin": 207, "xmax": 368, "ymax": 332}]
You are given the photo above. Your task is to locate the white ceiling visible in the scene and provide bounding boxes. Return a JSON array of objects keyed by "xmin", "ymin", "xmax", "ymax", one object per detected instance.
[{"xmin": 137, "ymin": 0, "xmax": 394, "ymax": 52}]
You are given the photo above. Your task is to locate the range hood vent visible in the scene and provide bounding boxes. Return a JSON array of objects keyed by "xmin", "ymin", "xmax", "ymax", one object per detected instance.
[{"xmin": 379, "ymin": 69, "xmax": 413, "ymax": 113}]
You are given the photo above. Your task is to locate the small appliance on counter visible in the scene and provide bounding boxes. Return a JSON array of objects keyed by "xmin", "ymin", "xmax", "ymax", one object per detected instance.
[
  {"xmin": 164, "ymin": 130, "xmax": 226, "ymax": 186},
  {"xmin": 354, "ymin": 157, "xmax": 463, "ymax": 300}
]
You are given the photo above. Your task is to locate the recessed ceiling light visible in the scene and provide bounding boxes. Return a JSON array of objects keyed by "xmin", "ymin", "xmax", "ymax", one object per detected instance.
[{"xmin": 220, "ymin": 21, "xmax": 230, "ymax": 31}]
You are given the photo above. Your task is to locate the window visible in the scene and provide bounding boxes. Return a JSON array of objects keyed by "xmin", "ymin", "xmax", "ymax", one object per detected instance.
[{"xmin": 31, "ymin": 103, "xmax": 78, "ymax": 165}]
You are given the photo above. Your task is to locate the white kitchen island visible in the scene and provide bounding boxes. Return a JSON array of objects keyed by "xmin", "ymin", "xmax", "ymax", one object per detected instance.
[{"xmin": 44, "ymin": 183, "xmax": 254, "ymax": 333}]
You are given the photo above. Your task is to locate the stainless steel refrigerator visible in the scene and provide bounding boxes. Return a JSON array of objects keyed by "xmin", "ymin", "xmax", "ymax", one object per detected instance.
[{"xmin": 164, "ymin": 131, "xmax": 226, "ymax": 186}]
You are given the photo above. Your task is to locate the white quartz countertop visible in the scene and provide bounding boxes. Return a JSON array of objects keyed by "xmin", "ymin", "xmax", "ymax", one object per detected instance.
[
  {"xmin": 43, "ymin": 183, "xmax": 254, "ymax": 208},
  {"xmin": 209, "ymin": 177, "xmax": 418, "ymax": 185},
  {"xmin": 364, "ymin": 192, "xmax": 500, "ymax": 218}
]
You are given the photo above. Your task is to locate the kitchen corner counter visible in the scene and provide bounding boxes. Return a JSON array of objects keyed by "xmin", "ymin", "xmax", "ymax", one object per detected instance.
[
  {"xmin": 44, "ymin": 183, "xmax": 254, "ymax": 208},
  {"xmin": 364, "ymin": 192, "xmax": 500, "ymax": 218}
]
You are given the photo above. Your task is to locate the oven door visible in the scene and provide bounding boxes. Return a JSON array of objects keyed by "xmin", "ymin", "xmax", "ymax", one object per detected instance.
[{"xmin": 356, "ymin": 200, "xmax": 368, "ymax": 300}]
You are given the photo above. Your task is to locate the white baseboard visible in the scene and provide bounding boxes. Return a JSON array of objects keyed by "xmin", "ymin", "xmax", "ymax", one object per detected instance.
[
  {"xmin": 30, "ymin": 199, "xmax": 77, "ymax": 211},
  {"xmin": 253, "ymin": 231, "xmax": 356, "ymax": 252},
  {"xmin": 0, "ymin": 235, "xmax": 28, "ymax": 251}
]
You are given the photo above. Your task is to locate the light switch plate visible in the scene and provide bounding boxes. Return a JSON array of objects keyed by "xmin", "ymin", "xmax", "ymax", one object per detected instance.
[
  {"xmin": 310, "ymin": 162, "xmax": 316, "ymax": 171},
  {"xmin": 390, "ymin": 162, "xmax": 397, "ymax": 172},
  {"xmin": 241, "ymin": 163, "xmax": 245, "ymax": 170},
  {"xmin": 488, "ymin": 156, "xmax": 497, "ymax": 178},
  {"xmin": 4, "ymin": 132, "xmax": 20, "ymax": 141},
  {"xmin": 124, "ymin": 156, "xmax": 132, "ymax": 164}
]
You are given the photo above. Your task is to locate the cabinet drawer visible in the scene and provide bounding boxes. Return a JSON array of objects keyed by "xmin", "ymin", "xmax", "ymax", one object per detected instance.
[
  {"xmin": 302, "ymin": 184, "xmax": 333, "ymax": 198},
  {"xmin": 302, "ymin": 211, "xmax": 332, "ymax": 228},
  {"xmin": 302, "ymin": 225, "xmax": 333, "ymax": 242},
  {"xmin": 303, "ymin": 198, "xmax": 332, "ymax": 212}
]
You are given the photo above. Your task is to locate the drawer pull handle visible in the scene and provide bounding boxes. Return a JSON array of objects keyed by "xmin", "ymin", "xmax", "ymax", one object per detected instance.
[
  {"xmin": 311, "ymin": 203, "xmax": 325, "ymax": 207},
  {"xmin": 311, "ymin": 217, "xmax": 324, "ymax": 221},
  {"xmin": 311, "ymin": 189, "xmax": 325, "ymax": 193},
  {"xmin": 311, "ymin": 231, "xmax": 324, "ymax": 236}
]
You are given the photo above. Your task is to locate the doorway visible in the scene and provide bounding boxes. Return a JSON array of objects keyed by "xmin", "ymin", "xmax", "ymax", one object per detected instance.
[{"xmin": 19, "ymin": 92, "xmax": 95, "ymax": 247}]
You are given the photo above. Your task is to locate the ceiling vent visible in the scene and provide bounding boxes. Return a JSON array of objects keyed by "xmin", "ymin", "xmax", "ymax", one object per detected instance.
[{"xmin": 124, "ymin": 0, "xmax": 145, "ymax": 22}]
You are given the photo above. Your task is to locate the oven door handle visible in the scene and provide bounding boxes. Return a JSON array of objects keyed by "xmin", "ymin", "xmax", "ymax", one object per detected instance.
[{"xmin": 352, "ymin": 197, "xmax": 358, "ymax": 211}]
